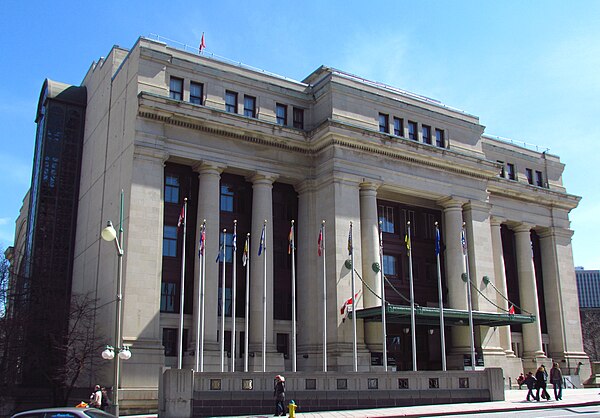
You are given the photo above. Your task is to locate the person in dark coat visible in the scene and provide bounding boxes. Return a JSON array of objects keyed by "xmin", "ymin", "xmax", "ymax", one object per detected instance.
[
  {"xmin": 523, "ymin": 372, "xmax": 536, "ymax": 401},
  {"xmin": 535, "ymin": 365, "xmax": 550, "ymax": 401},
  {"xmin": 550, "ymin": 362, "xmax": 564, "ymax": 400},
  {"xmin": 274, "ymin": 375, "xmax": 286, "ymax": 416}
]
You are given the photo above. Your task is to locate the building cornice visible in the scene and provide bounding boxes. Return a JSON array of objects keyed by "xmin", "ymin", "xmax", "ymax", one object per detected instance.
[{"xmin": 487, "ymin": 179, "xmax": 581, "ymax": 211}]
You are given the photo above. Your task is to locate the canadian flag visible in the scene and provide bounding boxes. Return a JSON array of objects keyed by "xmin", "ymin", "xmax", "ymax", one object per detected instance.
[
  {"xmin": 508, "ymin": 305, "xmax": 516, "ymax": 315},
  {"xmin": 340, "ymin": 292, "xmax": 361, "ymax": 315},
  {"xmin": 177, "ymin": 205, "xmax": 185, "ymax": 228}
]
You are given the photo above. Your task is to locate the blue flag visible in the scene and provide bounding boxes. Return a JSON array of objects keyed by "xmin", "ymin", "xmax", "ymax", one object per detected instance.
[
  {"xmin": 435, "ymin": 226, "xmax": 441, "ymax": 256},
  {"xmin": 258, "ymin": 223, "xmax": 265, "ymax": 256}
]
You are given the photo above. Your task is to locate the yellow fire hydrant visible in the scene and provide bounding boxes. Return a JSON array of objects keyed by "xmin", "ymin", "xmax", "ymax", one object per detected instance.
[{"xmin": 288, "ymin": 400, "xmax": 297, "ymax": 418}]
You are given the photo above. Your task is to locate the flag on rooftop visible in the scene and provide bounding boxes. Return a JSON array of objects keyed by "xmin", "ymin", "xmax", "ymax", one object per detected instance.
[{"xmin": 199, "ymin": 33, "xmax": 206, "ymax": 53}]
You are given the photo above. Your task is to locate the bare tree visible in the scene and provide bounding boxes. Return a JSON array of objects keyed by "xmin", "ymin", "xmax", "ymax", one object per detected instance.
[{"xmin": 581, "ymin": 310, "xmax": 600, "ymax": 361}]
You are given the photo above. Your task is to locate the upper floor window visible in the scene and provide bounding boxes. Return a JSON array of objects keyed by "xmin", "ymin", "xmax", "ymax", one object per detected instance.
[
  {"xmin": 276, "ymin": 103, "xmax": 287, "ymax": 125},
  {"xmin": 378, "ymin": 205, "xmax": 395, "ymax": 233},
  {"xmin": 169, "ymin": 77, "xmax": 183, "ymax": 101},
  {"xmin": 165, "ymin": 175, "xmax": 180, "ymax": 204},
  {"xmin": 507, "ymin": 163, "xmax": 516, "ymax": 180},
  {"xmin": 160, "ymin": 282, "xmax": 177, "ymax": 313},
  {"xmin": 190, "ymin": 82, "xmax": 203, "ymax": 105},
  {"xmin": 163, "ymin": 226, "xmax": 178, "ymax": 257},
  {"xmin": 535, "ymin": 170, "xmax": 544, "ymax": 187},
  {"xmin": 394, "ymin": 117, "xmax": 404, "ymax": 136},
  {"xmin": 408, "ymin": 121, "xmax": 417, "ymax": 140},
  {"xmin": 379, "ymin": 113, "xmax": 389, "ymax": 133},
  {"xmin": 435, "ymin": 128, "xmax": 445, "ymax": 148},
  {"xmin": 526, "ymin": 168, "xmax": 534, "ymax": 185},
  {"xmin": 220, "ymin": 184, "xmax": 234, "ymax": 212},
  {"xmin": 497, "ymin": 160, "xmax": 506, "ymax": 177},
  {"xmin": 383, "ymin": 254, "xmax": 397, "ymax": 276},
  {"xmin": 244, "ymin": 95, "xmax": 256, "ymax": 118},
  {"xmin": 225, "ymin": 90, "xmax": 238, "ymax": 113},
  {"xmin": 422, "ymin": 125, "xmax": 431, "ymax": 144},
  {"xmin": 293, "ymin": 107, "xmax": 304, "ymax": 129}
]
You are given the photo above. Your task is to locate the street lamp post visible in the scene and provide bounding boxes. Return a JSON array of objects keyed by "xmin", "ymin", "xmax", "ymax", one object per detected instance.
[{"xmin": 101, "ymin": 190, "xmax": 131, "ymax": 417}]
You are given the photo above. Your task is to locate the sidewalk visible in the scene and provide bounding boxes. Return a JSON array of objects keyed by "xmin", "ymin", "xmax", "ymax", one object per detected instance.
[{"xmin": 210, "ymin": 388, "xmax": 600, "ymax": 418}]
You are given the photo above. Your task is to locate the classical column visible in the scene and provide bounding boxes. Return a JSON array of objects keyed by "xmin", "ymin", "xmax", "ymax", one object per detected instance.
[
  {"xmin": 513, "ymin": 223, "xmax": 545, "ymax": 359},
  {"xmin": 538, "ymin": 227, "xmax": 588, "ymax": 369},
  {"xmin": 249, "ymin": 172, "xmax": 277, "ymax": 354},
  {"xmin": 192, "ymin": 162, "xmax": 224, "ymax": 354},
  {"xmin": 490, "ymin": 217, "xmax": 515, "ymax": 357},
  {"xmin": 359, "ymin": 182, "xmax": 382, "ymax": 352}
]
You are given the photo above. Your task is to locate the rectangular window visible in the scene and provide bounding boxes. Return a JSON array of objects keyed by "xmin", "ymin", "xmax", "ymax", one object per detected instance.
[
  {"xmin": 163, "ymin": 226, "xmax": 178, "ymax": 257},
  {"xmin": 190, "ymin": 82, "xmax": 203, "ymax": 105},
  {"xmin": 507, "ymin": 163, "xmax": 516, "ymax": 180},
  {"xmin": 422, "ymin": 125, "xmax": 431, "ymax": 144},
  {"xmin": 162, "ymin": 328, "xmax": 178, "ymax": 357},
  {"xmin": 378, "ymin": 205, "xmax": 395, "ymax": 233},
  {"xmin": 383, "ymin": 255, "xmax": 397, "ymax": 276},
  {"xmin": 293, "ymin": 107, "xmax": 304, "ymax": 129},
  {"xmin": 169, "ymin": 77, "xmax": 183, "ymax": 101},
  {"xmin": 526, "ymin": 168, "xmax": 534, "ymax": 184},
  {"xmin": 408, "ymin": 121, "xmax": 417, "ymax": 140},
  {"xmin": 535, "ymin": 170, "xmax": 544, "ymax": 187},
  {"xmin": 435, "ymin": 129, "xmax": 445, "ymax": 148},
  {"xmin": 165, "ymin": 175, "xmax": 180, "ymax": 204},
  {"xmin": 277, "ymin": 333, "xmax": 289, "ymax": 358},
  {"xmin": 394, "ymin": 117, "xmax": 404, "ymax": 136},
  {"xmin": 276, "ymin": 103, "xmax": 287, "ymax": 125},
  {"xmin": 244, "ymin": 95, "xmax": 256, "ymax": 118},
  {"xmin": 225, "ymin": 90, "xmax": 238, "ymax": 113},
  {"xmin": 220, "ymin": 184, "xmax": 234, "ymax": 212},
  {"xmin": 379, "ymin": 113, "xmax": 389, "ymax": 133},
  {"xmin": 160, "ymin": 282, "xmax": 177, "ymax": 313}
]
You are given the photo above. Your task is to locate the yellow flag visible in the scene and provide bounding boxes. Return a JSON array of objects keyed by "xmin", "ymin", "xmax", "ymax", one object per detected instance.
[{"xmin": 405, "ymin": 233, "xmax": 410, "ymax": 250}]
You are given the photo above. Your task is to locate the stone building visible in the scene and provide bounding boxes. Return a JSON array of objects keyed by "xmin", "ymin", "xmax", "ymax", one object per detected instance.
[{"xmin": 9, "ymin": 36, "xmax": 588, "ymax": 410}]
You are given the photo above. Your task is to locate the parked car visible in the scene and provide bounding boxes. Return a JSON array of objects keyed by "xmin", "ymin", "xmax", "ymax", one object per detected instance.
[{"xmin": 11, "ymin": 407, "xmax": 116, "ymax": 418}]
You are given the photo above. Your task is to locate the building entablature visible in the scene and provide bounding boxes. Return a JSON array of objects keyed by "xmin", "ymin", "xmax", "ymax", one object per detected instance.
[{"xmin": 487, "ymin": 178, "xmax": 581, "ymax": 212}]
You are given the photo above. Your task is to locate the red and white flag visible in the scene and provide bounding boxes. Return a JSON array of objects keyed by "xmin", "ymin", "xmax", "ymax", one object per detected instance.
[
  {"xmin": 508, "ymin": 304, "xmax": 516, "ymax": 315},
  {"xmin": 340, "ymin": 291, "xmax": 361, "ymax": 315},
  {"xmin": 199, "ymin": 32, "xmax": 206, "ymax": 53},
  {"xmin": 177, "ymin": 205, "xmax": 185, "ymax": 228},
  {"xmin": 317, "ymin": 225, "xmax": 323, "ymax": 256}
]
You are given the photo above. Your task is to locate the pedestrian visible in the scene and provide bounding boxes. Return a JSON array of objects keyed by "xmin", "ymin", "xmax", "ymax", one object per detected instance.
[
  {"xmin": 517, "ymin": 373, "xmax": 525, "ymax": 389},
  {"xmin": 273, "ymin": 375, "xmax": 286, "ymax": 416},
  {"xmin": 535, "ymin": 365, "xmax": 550, "ymax": 401},
  {"xmin": 524, "ymin": 372, "xmax": 537, "ymax": 401},
  {"xmin": 550, "ymin": 362, "xmax": 563, "ymax": 400},
  {"xmin": 89, "ymin": 385, "xmax": 102, "ymax": 408},
  {"xmin": 100, "ymin": 387, "xmax": 111, "ymax": 411}
]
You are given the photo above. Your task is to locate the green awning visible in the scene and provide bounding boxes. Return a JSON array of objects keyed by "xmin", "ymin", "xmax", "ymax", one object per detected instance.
[{"xmin": 353, "ymin": 304, "xmax": 535, "ymax": 327}]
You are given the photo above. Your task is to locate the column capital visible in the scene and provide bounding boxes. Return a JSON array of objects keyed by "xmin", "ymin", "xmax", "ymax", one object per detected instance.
[
  {"xmin": 133, "ymin": 143, "xmax": 169, "ymax": 164},
  {"xmin": 249, "ymin": 171, "xmax": 278, "ymax": 185},
  {"xmin": 490, "ymin": 216, "xmax": 506, "ymax": 227},
  {"xmin": 463, "ymin": 200, "xmax": 492, "ymax": 214},
  {"xmin": 359, "ymin": 180, "xmax": 382, "ymax": 193},
  {"xmin": 437, "ymin": 196, "xmax": 466, "ymax": 210},
  {"xmin": 537, "ymin": 226, "xmax": 574, "ymax": 240},
  {"xmin": 192, "ymin": 161, "xmax": 226, "ymax": 175},
  {"xmin": 511, "ymin": 222, "xmax": 533, "ymax": 234},
  {"xmin": 294, "ymin": 179, "xmax": 316, "ymax": 195}
]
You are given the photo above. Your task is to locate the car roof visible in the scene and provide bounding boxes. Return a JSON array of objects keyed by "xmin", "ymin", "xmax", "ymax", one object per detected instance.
[{"xmin": 11, "ymin": 407, "xmax": 115, "ymax": 418}]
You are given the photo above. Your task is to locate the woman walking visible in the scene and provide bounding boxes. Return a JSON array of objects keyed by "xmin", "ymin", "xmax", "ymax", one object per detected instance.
[{"xmin": 535, "ymin": 365, "xmax": 550, "ymax": 401}]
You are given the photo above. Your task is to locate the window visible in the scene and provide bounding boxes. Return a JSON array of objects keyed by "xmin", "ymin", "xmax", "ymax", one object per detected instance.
[
  {"xmin": 160, "ymin": 282, "xmax": 177, "ymax": 312},
  {"xmin": 408, "ymin": 121, "xmax": 417, "ymax": 140},
  {"xmin": 394, "ymin": 117, "xmax": 404, "ymax": 136},
  {"xmin": 225, "ymin": 90, "xmax": 238, "ymax": 113},
  {"xmin": 526, "ymin": 168, "xmax": 533, "ymax": 185},
  {"xmin": 169, "ymin": 77, "xmax": 183, "ymax": 101},
  {"xmin": 378, "ymin": 205, "xmax": 395, "ymax": 233},
  {"xmin": 293, "ymin": 107, "xmax": 304, "ymax": 129},
  {"xmin": 435, "ymin": 129, "xmax": 445, "ymax": 148},
  {"xmin": 220, "ymin": 184, "xmax": 234, "ymax": 212},
  {"xmin": 219, "ymin": 232, "xmax": 234, "ymax": 263},
  {"xmin": 383, "ymin": 255, "xmax": 397, "ymax": 276},
  {"xmin": 244, "ymin": 95, "xmax": 256, "ymax": 118},
  {"xmin": 163, "ymin": 226, "xmax": 178, "ymax": 257},
  {"xmin": 422, "ymin": 125, "xmax": 431, "ymax": 144},
  {"xmin": 507, "ymin": 163, "xmax": 516, "ymax": 180},
  {"xmin": 163, "ymin": 328, "xmax": 187, "ymax": 357},
  {"xmin": 165, "ymin": 175, "xmax": 180, "ymax": 203},
  {"xmin": 379, "ymin": 113, "xmax": 389, "ymax": 133},
  {"xmin": 276, "ymin": 103, "xmax": 287, "ymax": 125},
  {"xmin": 190, "ymin": 82, "xmax": 203, "ymax": 105},
  {"xmin": 535, "ymin": 170, "xmax": 544, "ymax": 187},
  {"xmin": 277, "ymin": 333, "xmax": 289, "ymax": 358},
  {"xmin": 497, "ymin": 160, "xmax": 506, "ymax": 177}
]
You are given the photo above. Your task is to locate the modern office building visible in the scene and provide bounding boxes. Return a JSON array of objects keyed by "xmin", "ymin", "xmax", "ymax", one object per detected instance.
[
  {"xmin": 8, "ymin": 36, "xmax": 588, "ymax": 411},
  {"xmin": 576, "ymin": 269, "xmax": 600, "ymax": 309}
]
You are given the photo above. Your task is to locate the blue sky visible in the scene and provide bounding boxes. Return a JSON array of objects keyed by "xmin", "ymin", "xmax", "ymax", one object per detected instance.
[{"xmin": 1, "ymin": 0, "xmax": 598, "ymax": 269}]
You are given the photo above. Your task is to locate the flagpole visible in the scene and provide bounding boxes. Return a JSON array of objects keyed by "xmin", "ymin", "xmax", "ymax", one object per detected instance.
[
  {"xmin": 435, "ymin": 222, "xmax": 447, "ymax": 371},
  {"xmin": 177, "ymin": 198, "xmax": 188, "ymax": 369},
  {"xmin": 290, "ymin": 220, "xmax": 297, "ymax": 372},
  {"xmin": 407, "ymin": 221, "xmax": 417, "ymax": 371},
  {"xmin": 195, "ymin": 220, "xmax": 206, "ymax": 372},
  {"xmin": 244, "ymin": 233, "xmax": 250, "ymax": 372},
  {"xmin": 350, "ymin": 221, "xmax": 358, "ymax": 372},
  {"xmin": 231, "ymin": 221, "xmax": 237, "ymax": 372},
  {"xmin": 220, "ymin": 228, "xmax": 227, "ymax": 372},
  {"xmin": 200, "ymin": 221, "xmax": 206, "ymax": 372},
  {"xmin": 321, "ymin": 221, "xmax": 327, "ymax": 372},
  {"xmin": 463, "ymin": 222, "xmax": 476, "ymax": 369},
  {"xmin": 262, "ymin": 220, "xmax": 267, "ymax": 373},
  {"xmin": 379, "ymin": 221, "xmax": 388, "ymax": 372}
]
